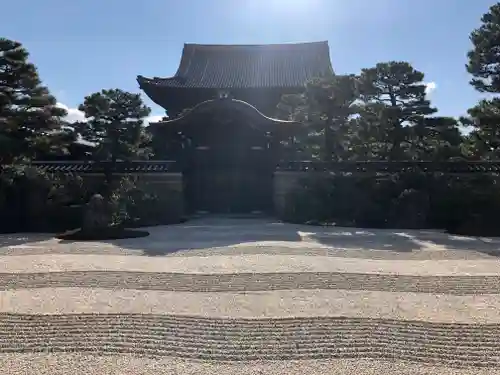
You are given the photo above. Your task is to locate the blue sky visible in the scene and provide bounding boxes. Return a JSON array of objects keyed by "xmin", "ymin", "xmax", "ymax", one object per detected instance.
[{"xmin": 2, "ymin": 0, "xmax": 497, "ymax": 122}]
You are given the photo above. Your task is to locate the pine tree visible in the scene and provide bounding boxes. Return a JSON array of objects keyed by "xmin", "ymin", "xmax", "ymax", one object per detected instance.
[
  {"xmin": 0, "ymin": 38, "xmax": 66, "ymax": 165},
  {"xmin": 348, "ymin": 102, "xmax": 393, "ymax": 160},
  {"xmin": 358, "ymin": 62, "xmax": 437, "ymax": 160},
  {"xmin": 78, "ymin": 88, "xmax": 151, "ymax": 183},
  {"xmin": 462, "ymin": 99, "xmax": 500, "ymax": 159},
  {"xmin": 302, "ymin": 75, "xmax": 360, "ymax": 161},
  {"xmin": 465, "ymin": 3, "xmax": 500, "ymax": 159},
  {"xmin": 467, "ymin": 2, "xmax": 500, "ymax": 93},
  {"xmin": 409, "ymin": 116, "xmax": 464, "ymax": 161}
]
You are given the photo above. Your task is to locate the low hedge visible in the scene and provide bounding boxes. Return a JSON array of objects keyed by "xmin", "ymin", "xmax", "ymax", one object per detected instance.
[{"xmin": 282, "ymin": 172, "xmax": 500, "ymax": 236}]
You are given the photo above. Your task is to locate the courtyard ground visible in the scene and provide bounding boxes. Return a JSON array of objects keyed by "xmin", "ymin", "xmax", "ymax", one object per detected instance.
[{"xmin": 1, "ymin": 217, "xmax": 500, "ymax": 374}]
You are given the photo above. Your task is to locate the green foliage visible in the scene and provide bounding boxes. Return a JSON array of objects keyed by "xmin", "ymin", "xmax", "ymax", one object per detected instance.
[
  {"xmin": 76, "ymin": 89, "xmax": 152, "ymax": 193},
  {"xmin": 279, "ymin": 75, "xmax": 361, "ymax": 160},
  {"xmin": 0, "ymin": 38, "xmax": 66, "ymax": 165},
  {"xmin": 284, "ymin": 174, "xmax": 391, "ymax": 227},
  {"xmin": 108, "ymin": 183, "xmax": 130, "ymax": 227},
  {"xmin": 464, "ymin": 3, "xmax": 500, "ymax": 159},
  {"xmin": 0, "ymin": 166, "xmax": 87, "ymax": 232},
  {"xmin": 0, "ymin": 166, "xmax": 50, "ymax": 231},
  {"xmin": 278, "ymin": 62, "xmax": 461, "ymax": 162},
  {"xmin": 408, "ymin": 116, "xmax": 464, "ymax": 160},
  {"xmin": 467, "ymin": 3, "xmax": 500, "ymax": 93},
  {"xmin": 48, "ymin": 173, "xmax": 89, "ymax": 205},
  {"xmin": 462, "ymin": 99, "xmax": 500, "ymax": 159},
  {"xmin": 0, "ymin": 165, "xmax": 183, "ymax": 233},
  {"xmin": 109, "ymin": 176, "xmax": 184, "ymax": 227},
  {"xmin": 276, "ymin": 93, "xmax": 307, "ymax": 121},
  {"xmin": 283, "ymin": 172, "xmax": 500, "ymax": 235},
  {"xmin": 77, "ymin": 89, "xmax": 152, "ymax": 163},
  {"xmin": 307, "ymin": 75, "xmax": 360, "ymax": 161},
  {"xmin": 358, "ymin": 62, "xmax": 437, "ymax": 160}
]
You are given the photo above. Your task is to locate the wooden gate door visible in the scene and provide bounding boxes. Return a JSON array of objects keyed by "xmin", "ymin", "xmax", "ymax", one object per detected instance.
[{"xmin": 187, "ymin": 147, "xmax": 273, "ymax": 214}]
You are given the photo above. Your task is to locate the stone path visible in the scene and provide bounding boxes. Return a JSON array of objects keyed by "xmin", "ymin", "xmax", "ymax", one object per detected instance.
[{"xmin": 1, "ymin": 217, "xmax": 500, "ymax": 374}]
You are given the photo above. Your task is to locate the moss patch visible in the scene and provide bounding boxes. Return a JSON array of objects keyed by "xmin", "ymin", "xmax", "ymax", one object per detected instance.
[{"xmin": 57, "ymin": 227, "xmax": 149, "ymax": 241}]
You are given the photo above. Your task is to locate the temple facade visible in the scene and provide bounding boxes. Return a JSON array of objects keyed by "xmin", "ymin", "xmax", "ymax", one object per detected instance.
[
  {"xmin": 136, "ymin": 41, "xmax": 333, "ymax": 214},
  {"xmin": 137, "ymin": 41, "xmax": 333, "ymax": 118},
  {"xmin": 34, "ymin": 42, "xmax": 496, "ymax": 220}
]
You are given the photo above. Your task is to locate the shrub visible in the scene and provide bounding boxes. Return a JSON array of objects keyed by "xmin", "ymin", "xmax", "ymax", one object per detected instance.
[
  {"xmin": 0, "ymin": 168, "xmax": 184, "ymax": 233},
  {"xmin": 0, "ymin": 166, "xmax": 54, "ymax": 232},
  {"xmin": 45, "ymin": 173, "xmax": 89, "ymax": 231},
  {"xmin": 283, "ymin": 171, "xmax": 500, "ymax": 235},
  {"xmin": 48, "ymin": 173, "xmax": 89, "ymax": 206},
  {"xmin": 109, "ymin": 176, "xmax": 184, "ymax": 227},
  {"xmin": 388, "ymin": 188, "xmax": 430, "ymax": 229},
  {"xmin": 432, "ymin": 176, "xmax": 500, "ymax": 235},
  {"xmin": 0, "ymin": 166, "xmax": 88, "ymax": 233},
  {"xmin": 283, "ymin": 174, "xmax": 335, "ymax": 224},
  {"xmin": 284, "ymin": 174, "xmax": 394, "ymax": 227}
]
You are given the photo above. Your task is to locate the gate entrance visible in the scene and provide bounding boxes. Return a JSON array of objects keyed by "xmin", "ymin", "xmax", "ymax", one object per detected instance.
[
  {"xmin": 152, "ymin": 98, "xmax": 302, "ymax": 215},
  {"xmin": 184, "ymin": 115, "xmax": 273, "ymax": 214}
]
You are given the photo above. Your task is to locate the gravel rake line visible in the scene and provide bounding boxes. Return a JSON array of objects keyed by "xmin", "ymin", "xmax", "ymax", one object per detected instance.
[
  {"xmin": 157, "ymin": 246, "xmax": 500, "ymax": 260},
  {"xmin": 2, "ymin": 271, "xmax": 500, "ymax": 295},
  {"xmin": 6, "ymin": 313, "xmax": 500, "ymax": 329},
  {"xmin": 1, "ymin": 246, "xmax": 497, "ymax": 260},
  {"xmin": 0, "ymin": 314, "xmax": 500, "ymax": 367},
  {"xmin": 4, "ymin": 356, "xmax": 500, "ymax": 375}
]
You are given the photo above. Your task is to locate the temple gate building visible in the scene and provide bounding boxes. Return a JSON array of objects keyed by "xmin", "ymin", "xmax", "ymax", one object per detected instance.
[{"xmin": 137, "ymin": 41, "xmax": 333, "ymax": 214}]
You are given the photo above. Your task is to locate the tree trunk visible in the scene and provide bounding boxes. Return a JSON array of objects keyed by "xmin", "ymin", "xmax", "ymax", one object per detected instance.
[
  {"xmin": 388, "ymin": 89, "xmax": 402, "ymax": 160},
  {"xmin": 323, "ymin": 109, "xmax": 334, "ymax": 162},
  {"xmin": 389, "ymin": 127, "xmax": 404, "ymax": 160}
]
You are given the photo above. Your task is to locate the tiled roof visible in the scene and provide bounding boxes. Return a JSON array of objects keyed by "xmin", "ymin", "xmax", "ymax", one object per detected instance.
[
  {"xmin": 31, "ymin": 160, "xmax": 500, "ymax": 174},
  {"xmin": 137, "ymin": 41, "xmax": 333, "ymax": 90},
  {"xmin": 31, "ymin": 161, "xmax": 179, "ymax": 173},
  {"xmin": 277, "ymin": 161, "xmax": 500, "ymax": 173}
]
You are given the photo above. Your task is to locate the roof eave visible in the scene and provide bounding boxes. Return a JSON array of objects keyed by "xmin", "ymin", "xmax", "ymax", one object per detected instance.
[
  {"xmin": 138, "ymin": 40, "xmax": 334, "ymax": 90},
  {"xmin": 138, "ymin": 77, "xmax": 309, "ymax": 91},
  {"xmin": 153, "ymin": 98, "xmax": 302, "ymax": 127}
]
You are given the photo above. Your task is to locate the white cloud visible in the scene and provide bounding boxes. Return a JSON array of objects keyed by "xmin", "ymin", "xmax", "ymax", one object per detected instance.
[
  {"xmin": 56, "ymin": 103, "xmax": 164, "ymax": 126},
  {"xmin": 144, "ymin": 115, "xmax": 164, "ymax": 125},
  {"xmin": 74, "ymin": 134, "xmax": 97, "ymax": 147},
  {"xmin": 56, "ymin": 102, "xmax": 86, "ymax": 123},
  {"xmin": 425, "ymin": 81, "xmax": 437, "ymax": 95}
]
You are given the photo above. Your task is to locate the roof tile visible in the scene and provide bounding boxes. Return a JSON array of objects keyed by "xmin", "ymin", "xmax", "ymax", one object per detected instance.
[
  {"xmin": 31, "ymin": 161, "xmax": 179, "ymax": 174},
  {"xmin": 138, "ymin": 41, "xmax": 333, "ymax": 90}
]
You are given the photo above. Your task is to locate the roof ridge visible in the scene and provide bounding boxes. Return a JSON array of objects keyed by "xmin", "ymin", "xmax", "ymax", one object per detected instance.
[{"xmin": 184, "ymin": 41, "xmax": 329, "ymax": 49}]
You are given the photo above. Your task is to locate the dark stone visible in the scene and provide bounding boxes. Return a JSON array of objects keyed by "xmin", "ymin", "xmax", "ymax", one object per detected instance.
[
  {"xmin": 82, "ymin": 194, "xmax": 111, "ymax": 231},
  {"xmin": 57, "ymin": 227, "xmax": 149, "ymax": 241}
]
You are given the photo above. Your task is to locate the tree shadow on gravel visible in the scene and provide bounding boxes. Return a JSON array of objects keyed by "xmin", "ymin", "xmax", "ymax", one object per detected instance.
[
  {"xmin": 47, "ymin": 217, "xmax": 500, "ymax": 258},
  {"xmin": 309, "ymin": 227, "xmax": 500, "ymax": 257},
  {"xmin": 308, "ymin": 229, "xmax": 423, "ymax": 253},
  {"xmin": 411, "ymin": 231, "xmax": 500, "ymax": 257},
  {"xmin": 89, "ymin": 218, "xmax": 425, "ymax": 257},
  {"xmin": 106, "ymin": 218, "xmax": 304, "ymax": 257}
]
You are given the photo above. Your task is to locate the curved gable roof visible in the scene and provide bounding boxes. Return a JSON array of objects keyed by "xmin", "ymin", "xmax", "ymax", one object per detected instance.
[{"xmin": 152, "ymin": 98, "xmax": 301, "ymax": 129}]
